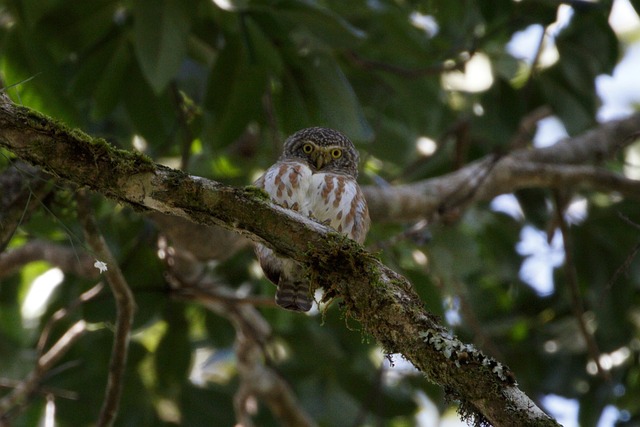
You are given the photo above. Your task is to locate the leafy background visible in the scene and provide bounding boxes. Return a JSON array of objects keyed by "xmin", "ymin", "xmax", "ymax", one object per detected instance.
[{"xmin": 1, "ymin": 0, "xmax": 640, "ymax": 426}]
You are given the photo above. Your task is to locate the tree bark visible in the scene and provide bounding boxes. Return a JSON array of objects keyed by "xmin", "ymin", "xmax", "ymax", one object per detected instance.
[{"xmin": 363, "ymin": 113, "xmax": 640, "ymax": 222}]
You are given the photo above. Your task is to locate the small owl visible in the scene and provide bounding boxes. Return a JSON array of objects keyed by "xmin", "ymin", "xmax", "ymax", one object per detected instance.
[{"xmin": 254, "ymin": 127, "xmax": 370, "ymax": 312}]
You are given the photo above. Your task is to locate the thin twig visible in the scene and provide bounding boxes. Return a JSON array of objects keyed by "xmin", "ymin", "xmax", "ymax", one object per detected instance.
[
  {"xmin": 526, "ymin": 25, "xmax": 547, "ymax": 83},
  {"xmin": 169, "ymin": 82, "xmax": 195, "ymax": 171},
  {"xmin": 77, "ymin": 191, "xmax": 135, "ymax": 427},
  {"xmin": 0, "ymin": 379, "xmax": 77, "ymax": 401},
  {"xmin": 37, "ymin": 283, "xmax": 104, "ymax": 355},
  {"xmin": 0, "ymin": 321, "xmax": 87, "ymax": 419},
  {"xmin": 230, "ymin": 308, "xmax": 317, "ymax": 427},
  {"xmin": 509, "ymin": 106, "xmax": 553, "ymax": 150},
  {"xmin": 553, "ymin": 191, "xmax": 609, "ymax": 381},
  {"xmin": 38, "ymin": 322, "xmax": 86, "ymax": 370},
  {"xmin": 0, "ymin": 74, "xmax": 42, "ymax": 94},
  {"xmin": 617, "ymin": 211, "xmax": 640, "ymax": 231},
  {"xmin": 366, "ymin": 220, "xmax": 431, "ymax": 253},
  {"xmin": 344, "ymin": 50, "xmax": 472, "ymax": 78},
  {"xmin": 391, "ymin": 118, "xmax": 472, "ymax": 182},
  {"xmin": 599, "ymin": 212, "xmax": 640, "ymax": 301},
  {"xmin": 0, "ymin": 270, "xmax": 98, "ymax": 422},
  {"xmin": 601, "ymin": 241, "xmax": 640, "ymax": 302},
  {"xmin": 0, "ymin": 240, "xmax": 99, "ymax": 279},
  {"xmin": 175, "ymin": 286, "xmax": 278, "ymax": 307}
]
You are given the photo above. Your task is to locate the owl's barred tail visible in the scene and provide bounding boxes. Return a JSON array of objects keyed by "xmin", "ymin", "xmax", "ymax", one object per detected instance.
[{"xmin": 276, "ymin": 279, "xmax": 313, "ymax": 312}]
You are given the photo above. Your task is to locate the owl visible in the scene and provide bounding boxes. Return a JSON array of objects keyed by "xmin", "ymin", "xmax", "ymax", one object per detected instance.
[{"xmin": 254, "ymin": 127, "xmax": 370, "ymax": 312}]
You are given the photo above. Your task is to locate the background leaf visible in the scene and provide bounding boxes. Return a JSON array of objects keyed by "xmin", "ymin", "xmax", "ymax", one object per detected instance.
[{"xmin": 133, "ymin": 0, "xmax": 192, "ymax": 93}]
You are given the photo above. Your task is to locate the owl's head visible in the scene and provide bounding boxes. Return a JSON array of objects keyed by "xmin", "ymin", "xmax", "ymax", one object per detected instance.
[{"xmin": 281, "ymin": 127, "xmax": 360, "ymax": 177}]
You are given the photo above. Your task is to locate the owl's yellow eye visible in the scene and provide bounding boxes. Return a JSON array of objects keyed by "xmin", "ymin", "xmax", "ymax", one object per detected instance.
[
  {"xmin": 302, "ymin": 143, "xmax": 314, "ymax": 154},
  {"xmin": 330, "ymin": 148, "xmax": 342, "ymax": 159}
]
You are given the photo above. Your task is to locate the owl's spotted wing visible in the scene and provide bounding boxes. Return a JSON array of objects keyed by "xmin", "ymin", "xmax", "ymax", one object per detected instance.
[
  {"xmin": 254, "ymin": 161, "xmax": 314, "ymax": 312},
  {"xmin": 307, "ymin": 173, "xmax": 370, "ymax": 244},
  {"xmin": 254, "ymin": 161, "xmax": 312, "ymax": 213}
]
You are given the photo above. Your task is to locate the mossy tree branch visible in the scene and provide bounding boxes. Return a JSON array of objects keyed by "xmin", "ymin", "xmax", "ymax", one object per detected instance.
[{"xmin": 0, "ymin": 94, "xmax": 561, "ymax": 426}]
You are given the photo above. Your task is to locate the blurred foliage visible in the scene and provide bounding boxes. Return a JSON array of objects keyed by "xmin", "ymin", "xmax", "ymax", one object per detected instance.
[{"xmin": 1, "ymin": 0, "xmax": 639, "ymax": 426}]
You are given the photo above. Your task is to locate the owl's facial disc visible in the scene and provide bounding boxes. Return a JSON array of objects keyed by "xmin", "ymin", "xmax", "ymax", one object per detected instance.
[{"xmin": 309, "ymin": 146, "xmax": 341, "ymax": 170}]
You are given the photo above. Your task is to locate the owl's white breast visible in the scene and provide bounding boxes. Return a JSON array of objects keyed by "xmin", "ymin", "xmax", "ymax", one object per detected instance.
[
  {"xmin": 256, "ymin": 162, "xmax": 368, "ymax": 243},
  {"xmin": 306, "ymin": 173, "xmax": 352, "ymax": 220}
]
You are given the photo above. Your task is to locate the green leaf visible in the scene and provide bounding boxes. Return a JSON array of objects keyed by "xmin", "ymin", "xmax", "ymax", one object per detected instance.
[
  {"xmin": 123, "ymin": 61, "xmax": 176, "ymax": 147},
  {"xmin": 94, "ymin": 40, "xmax": 132, "ymax": 117},
  {"xmin": 428, "ymin": 223, "xmax": 483, "ymax": 282},
  {"xmin": 243, "ymin": 16, "xmax": 284, "ymax": 76},
  {"xmin": 578, "ymin": 382, "xmax": 609, "ymax": 427},
  {"xmin": 73, "ymin": 35, "xmax": 132, "ymax": 117},
  {"xmin": 298, "ymin": 54, "xmax": 373, "ymax": 141},
  {"xmin": 273, "ymin": 72, "xmax": 312, "ymax": 135},
  {"xmin": 38, "ymin": 0, "xmax": 117, "ymax": 56},
  {"xmin": 0, "ymin": 29, "xmax": 79, "ymax": 124},
  {"xmin": 538, "ymin": 8, "xmax": 618, "ymax": 134},
  {"xmin": 13, "ymin": 400, "xmax": 46, "ymax": 427},
  {"xmin": 479, "ymin": 0, "xmax": 557, "ymax": 30},
  {"xmin": 514, "ymin": 188, "xmax": 549, "ymax": 228},
  {"xmin": 405, "ymin": 269, "xmax": 444, "ymax": 318},
  {"xmin": 297, "ymin": 376, "xmax": 362, "ymax": 425},
  {"xmin": 181, "ymin": 383, "xmax": 236, "ymax": 427},
  {"xmin": 204, "ymin": 310, "xmax": 236, "ymax": 348},
  {"xmin": 155, "ymin": 305, "xmax": 191, "ymax": 392},
  {"xmin": 539, "ymin": 65, "xmax": 596, "ymax": 135},
  {"xmin": 133, "ymin": 0, "xmax": 191, "ymax": 93},
  {"xmin": 475, "ymin": 78, "xmax": 527, "ymax": 148},
  {"xmin": 271, "ymin": 0, "xmax": 365, "ymax": 49},
  {"xmin": 49, "ymin": 329, "xmax": 112, "ymax": 425},
  {"xmin": 203, "ymin": 35, "xmax": 269, "ymax": 147},
  {"xmin": 555, "ymin": 9, "xmax": 619, "ymax": 77},
  {"xmin": 338, "ymin": 368, "xmax": 417, "ymax": 418}
]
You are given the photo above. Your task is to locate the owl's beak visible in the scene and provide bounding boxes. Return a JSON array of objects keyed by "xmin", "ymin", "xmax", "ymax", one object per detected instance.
[{"xmin": 312, "ymin": 149, "xmax": 332, "ymax": 170}]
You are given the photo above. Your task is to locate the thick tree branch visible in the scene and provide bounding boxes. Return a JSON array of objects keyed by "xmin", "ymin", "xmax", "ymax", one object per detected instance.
[
  {"xmin": 0, "ymin": 95, "xmax": 569, "ymax": 426},
  {"xmin": 363, "ymin": 112, "xmax": 640, "ymax": 222}
]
